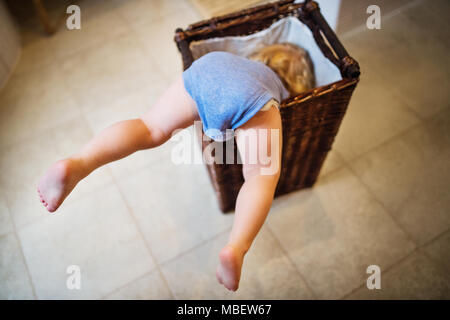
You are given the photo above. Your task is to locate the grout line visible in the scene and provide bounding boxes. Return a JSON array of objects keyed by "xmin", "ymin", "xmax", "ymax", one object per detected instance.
[
  {"xmin": 349, "ymin": 62, "xmax": 428, "ymax": 124},
  {"xmin": 9, "ymin": 5, "xmax": 120, "ymax": 78},
  {"xmin": 12, "ymin": 230, "xmax": 38, "ymax": 299},
  {"xmin": 419, "ymin": 226, "xmax": 450, "ymax": 248},
  {"xmin": 340, "ymin": 246, "xmax": 422, "ymax": 300},
  {"xmin": 0, "ymin": 115, "xmax": 83, "ymax": 152},
  {"xmin": 0, "ymin": 48, "xmax": 22, "ymax": 93},
  {"xmin": 265, "ymin": 224, "xmax": 318, "ymax": 300},
  {"xmin": 339, "ymin": 153, "xmax": 450, "ymax": 297},
  {"xmin": 337, "ymin": 119, "xmax": 423, "ymax": 166},
  {"xmin": 4, "ymin": 0, "xmax": 445, "ymax": 300},
  {"xmin": 312, "ymin": 161, "xmax": 423, "ymax": 299},
  {"xmin": 343, "ymin": 155, "xmax": 419, "ymax": 248},
  {"xmin": 352, "ymin": 60, "xmax": 444, "ymax": 125},
  {"xmin": 109, "ymin": 173, "xmax": 177, "ymax": 300},
  {"xmin": 159, "ymin": 227, "xmax": 232, "ymax": 268},
  {"xmin": 48, "ymin": 0, "xmax": 134, "ymax": 64},
  {"xmin": 373, "ymin": 77, "xmax": 427, "ymax": 122},
  {"xmin": 0, "ymin": 166, "xmax": 38, "ymax": 299},
  {"xmin": 336, "ymin": 78, "xmax": 432, "ymax": 166},
  {"xmin": 315, "ymin": 155, "xmax": 346, "ymax": 182},
  {"xmin": 375, "ymin": 77, "xmax": 450, "ymax": 123},
  {"xmin": 79, "ymin": 103, "xmax": 177, "ymax": 300},
  {"xmin": 5, "ymin": 203, "xmax": 39, "ymax": 299},
  {"xmin": 77, "ymin": 108, "xmax": 177, "ymax": 300},
  {"xmin": 1, "ymin": 112, "xmax": 110, "ymax": 232},
  {"xmin": 0, "ymin": 70, "xmax": 86, "ymax": 152},
  {"xmin": 338, "ymin": 109, "xmax": 449, "ymax": 248},
  {"xmin": 342, "ymin": 227, "xmax": 450, "ymax": 300},
  {"xmin": 415, "ymin": 227, "xmax": 450, "ymax": 280},
  {"xmin": 339, "ymin": 0, "xmax": 426, "ymax": 40},
  {"xmin": 97, "ymin": 195, "xmax": 231, "ymax": 299},
  {"xmin": 338, "ymin": 99, "xmax": 449, "ymax": 168},
  {"xmin": 100, "ymin": 268, "xmax": 159, "ymax": 300},
  {"xmin": 3, "ymin": 6, "xmax": 212, "ymax": 298}
]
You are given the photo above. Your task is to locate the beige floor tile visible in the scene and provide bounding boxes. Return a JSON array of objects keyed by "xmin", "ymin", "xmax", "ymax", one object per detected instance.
[
  {"xmin": 423, "ymin": 230, "xmax": 450, "ymax": 270},
  {"xmin": 0, "ymin": 116, "xmax": 113, "ymax": 228},
  {"xmin": 351, "ymin": 108, "xmax": 450, "ymax": 245},
  {"xmin": 0, "ymin": 63, "xmax": 82, "ymax": 148},
  {"xmin": 343, "ymin": 3, "xmax": 450, "ymax": 119},
  {"xmin": 0, "ymin": 60, "xmax": 64, "ymax": 106},
  {"xmin": 106, "ymin": 140, "xmax": 175, "ymax": 181},
  {"xmin": 0, "ymin": 190, "xmax": 13, "ymax": 236},
  {"xmin": 14, "ymin": 17, "xmax": 57, "ymax": 75},
  {"xmin": 337, "ymin": 0, "xmax": 411, "ymax": 35},
  {"xmin": 14, "ymin": 37, "xmax": 53, "ymax": 76},
  {"xmin": 114, "ymin": 0, "xmax": 194, "ymax": 28},
  {"xmin": 84, "ymin": 86, "xmax": 167, "ymax": 135},
  {"xmin": 0, "ymin": 233, "xmax": 35, "ymax": 299},
  {"xmin": 0, "ymin": 89, "xmax": 81, "ymax": 149},
  {"xmin": 117, "ymin": 155, "xmax": 234, "ymax": 264},
  {"xmin": 104, "ymin": 270, "xmax": 173, "ymax": 299},
  {"xmin": 162, "ymin": 227, "xmax": 314, "ymax": 299},
  {"xmin": 267, "ymin": 167, "xmax": 416, "ymax": 299},
  {"xmin": 401, "ymin": 0, "xmax": 450, "ymax": 50},
  {"xmin": 13, "ymin": 0, "xmax": 129, "ymax": 72},
  {"xmin": 48, "ymin": 1, "xmax": 133, "ymax": 61},
  {"xmin": 346, "ymin": 252, "xmax": 450, "ymax": 299},
  {"xmin": 131, "ymin": 9, "xmax": 202, "ymax": 82},
  {"xmin": 59, "ymin": 31, "xmax": 164, "ymax": 113},
  {"xmin": 425, "ymin": 0, "xmax": 450, "ymax": 26},
  {"xmin": 333, "ymin": 67, "xmax": 419, "ymax": 162},
  {"xmin": 388, "ymin": 2, "xmax": 450, "ymax": 118},
  {"xmin": 318, "ymin": 150, "xmax": 346, "ymax": 180},
  {"xmin": 18, "ymin": 184, "xmax": 155, "ymax": 299}
]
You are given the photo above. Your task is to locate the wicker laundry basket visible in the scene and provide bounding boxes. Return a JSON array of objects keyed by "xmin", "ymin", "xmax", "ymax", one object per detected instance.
[{"xmin": 174, "ymin": 0, "xmax": 360, "ymax": 213}]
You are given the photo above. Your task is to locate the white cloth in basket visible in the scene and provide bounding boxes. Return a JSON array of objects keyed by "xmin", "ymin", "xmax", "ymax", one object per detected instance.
[{"xmin": 189, "ymin": 17, "xmax": 342, "ymax": 88}]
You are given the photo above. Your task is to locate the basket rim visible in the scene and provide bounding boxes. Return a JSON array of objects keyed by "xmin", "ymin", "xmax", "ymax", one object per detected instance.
[
  {"xmin": 174, "ymin": 0, "xmax": 361, "ymax": 99},
  {"xmin": 281, "ymin": 78, "xmax": 359, "ymax": 108},
  {"xmin": 175, "ymin": 1, "xmax": 303, "ymax": 42},
  {"xmin": 188, "ymin": 0, "xmax": 296, "ymax": 30}
]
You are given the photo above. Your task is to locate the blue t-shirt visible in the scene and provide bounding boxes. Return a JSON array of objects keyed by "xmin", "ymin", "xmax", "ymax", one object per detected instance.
[{"xmin": 182, "ymin": 51, "xmax": 289, "ymax": 141}]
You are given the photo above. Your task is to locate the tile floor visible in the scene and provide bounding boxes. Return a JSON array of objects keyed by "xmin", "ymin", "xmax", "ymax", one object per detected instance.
[{"xmin": 0, "ymin": 0, "xmax": 449, "ymax": 299}]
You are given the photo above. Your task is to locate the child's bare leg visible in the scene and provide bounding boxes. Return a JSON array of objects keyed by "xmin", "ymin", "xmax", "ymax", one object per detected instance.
[
  {"xmin": 216, "ymin": 105, "xmax": 282, "ymax": 291},
  {"xmin": 38, "ymin": 76, "xmax": 198, "ymax": 212}
]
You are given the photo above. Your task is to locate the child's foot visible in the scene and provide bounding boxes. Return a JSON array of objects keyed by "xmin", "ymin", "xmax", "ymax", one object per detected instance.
[
  {"xmin": 37, "ymin": 158, "xmax": 86, "ymax": 212},
  {"xmin": 216, "ymin": 244, "xmax": 245, "ymax": 291}
]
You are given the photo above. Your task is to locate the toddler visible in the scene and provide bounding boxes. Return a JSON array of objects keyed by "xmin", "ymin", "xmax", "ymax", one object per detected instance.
[{"xmin": 37, "ymin": 43, "xmax": 314, "ymax": 291}]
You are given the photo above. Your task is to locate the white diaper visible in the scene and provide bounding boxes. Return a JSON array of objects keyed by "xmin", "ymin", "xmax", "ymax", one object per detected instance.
[{"xmin": 260, "ymin": 98, "xmax": 280, "ymax": 111}]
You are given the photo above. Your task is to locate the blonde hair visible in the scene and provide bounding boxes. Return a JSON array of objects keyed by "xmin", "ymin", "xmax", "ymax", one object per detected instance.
[{"xmin": 249, "ymin": 43, "xmax": 315, "ymax": 97}]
